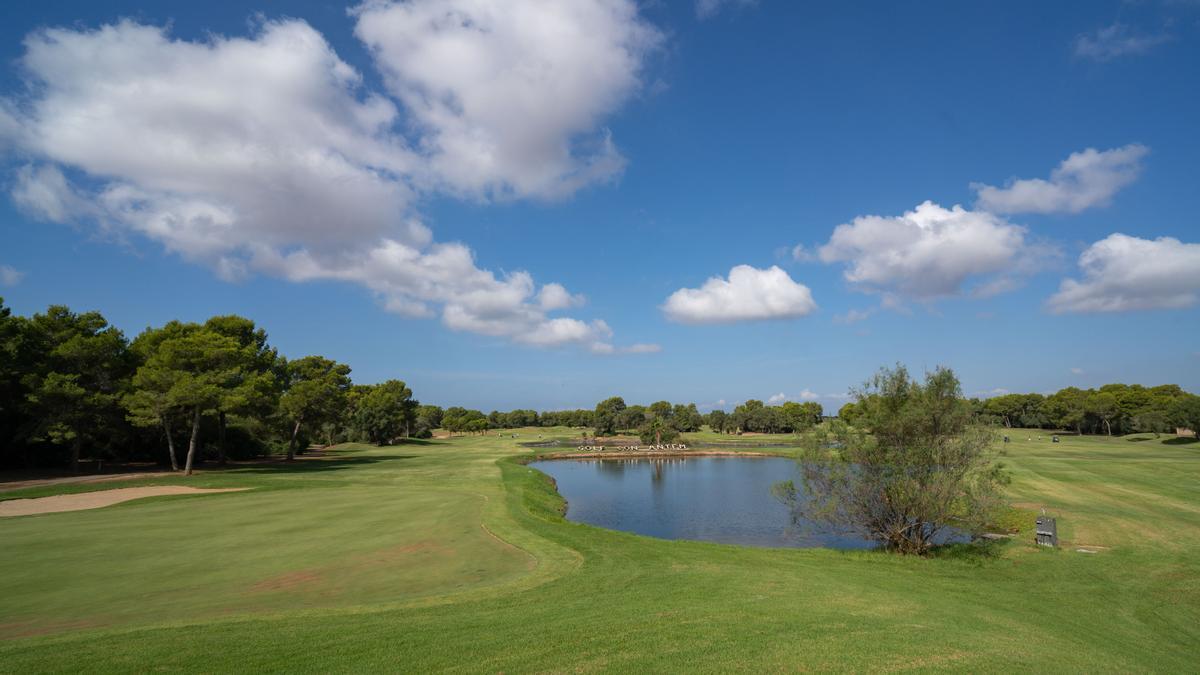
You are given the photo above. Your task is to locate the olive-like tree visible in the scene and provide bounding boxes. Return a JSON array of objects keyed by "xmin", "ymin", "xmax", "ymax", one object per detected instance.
[
  {"xmin": 593, "ymin": 396, "xmax": 626, "ymax": 436},
  {"xmin": 777, "ymin": 364, "xmax": 1007, "ymax": 555}
]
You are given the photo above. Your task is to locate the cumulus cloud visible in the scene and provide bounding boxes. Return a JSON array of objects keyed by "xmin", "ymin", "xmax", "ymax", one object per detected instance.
[
  {"xmin": 0, "ymin": 265, "xmax": 23, "ymax": 286},
  {"xmin": 819, "ymin": 201, "xmax": 1042, "ymax": 301},
  {"xmin": 2, "ymin": 10, "xmax": 659, "ymax": 352},
  {"xmin": 353, "ymin": 0, "xmax": 660, "ymax": 199},
  {"xmin": 1074, "ymin": 24, "xmax": 1171, "ymax": 62},
  {"xmin": 972, "ymin": 144, "xmax": 1147, "ymax": 214},
  {"xmin": 662, "ymin": 265, "xmax": 817, "ymax": 324},
  {"xmin": 1047, "ymin": 233, "xmax": 1200, "ymax": 313}
]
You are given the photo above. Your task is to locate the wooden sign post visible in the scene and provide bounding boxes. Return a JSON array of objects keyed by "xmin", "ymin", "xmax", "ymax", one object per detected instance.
[{"xmin": 1035, "ymin": 516, "xmax": 1058, "ymax": 547}]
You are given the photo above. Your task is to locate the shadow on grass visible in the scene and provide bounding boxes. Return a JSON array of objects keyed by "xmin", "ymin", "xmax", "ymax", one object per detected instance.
[
  {"xmin": 1163, "ymin": 437, "xmax": 1199, "ymax": 446},
  {"xmin": 929, "ymin": 537, "xmax": 1013, "ymax": 563},
  {"xmin": 220, "ymin": 454, "xmax": 419, "ymax": 475}
]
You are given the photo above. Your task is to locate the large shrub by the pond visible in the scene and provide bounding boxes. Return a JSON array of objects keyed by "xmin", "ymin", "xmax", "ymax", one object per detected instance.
[{"xmin": 777, "ymin": 364, "xmax": 1007, "ymax": 555}]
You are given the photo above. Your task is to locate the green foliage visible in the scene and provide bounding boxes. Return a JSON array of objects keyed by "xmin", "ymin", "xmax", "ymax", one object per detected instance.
[
  {"xmin": 20, "ymin": 305, "xmax": 133, "ymax": 470},
  {"xmin": 1170, "ymin": 394, "xmax": 1200, "ymax": 432},
  {"xmin": 706, "ymin": 409, "xmax": 729, "ymax": 433},
  {"xmin": 790, "ymin": 364, "xmax": 1007, "ymax": 555},
  {"xmin": 727, "ymin": 398, "xmax": 822, "ymax": 434},
  {"xmin": 670, "ymin": 403, "xmax": 703, "ymax": 432},
  {"xmin": 352, "ymin": 380, "xmax": 416, "ymax": 445},
  {"xmin": 593, "ymin": 396, "xmax": 626, "ymax": 436},
  {"xmin": 443, "ymin": 407, "xmax": 487, "ymax": 435},
  {"xmin": 279, "ymin": 356, "xmax": 352, "ymax": 459},
  {"xmin": 637, "ymin": 416, "xmax": 680, "ymax": 444}
]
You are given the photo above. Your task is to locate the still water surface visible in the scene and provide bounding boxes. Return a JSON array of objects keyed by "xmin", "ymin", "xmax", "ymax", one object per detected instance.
[{"xmin": 531, "ymin": 456, "xmax": 875, "ymax": 549}]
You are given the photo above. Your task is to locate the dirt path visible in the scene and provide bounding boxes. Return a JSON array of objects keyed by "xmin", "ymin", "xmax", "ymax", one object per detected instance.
[{"xmin": 0, "ymin": 486, "xmax": 249, "ymax": 517}]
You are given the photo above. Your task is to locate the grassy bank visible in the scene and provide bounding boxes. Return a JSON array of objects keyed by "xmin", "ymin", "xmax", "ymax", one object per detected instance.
[{"xmin": 1, "ymin": 429, "xmax": 1197, "ymax": 671}]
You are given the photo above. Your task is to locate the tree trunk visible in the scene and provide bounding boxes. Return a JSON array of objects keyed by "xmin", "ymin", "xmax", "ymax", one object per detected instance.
[
  {"xmin": 70, "ymin": 436, "xmax": 82, "ymax": 474},
  {"xmin": 217, "ymin": 411, "xmax": 228, "ymax": 466},
  {"xmin": 1104, "ymin": 418, "xmax": 1112, "ymax": 437},
  {"xmin": 184, "ymin": 406, "xmax": 201, "ymax": 476},
  {"xmin": 287, "ymin": 418, "xmax": 302, "ymax": 461},
  {"xmin": 162, "ymin": 416, "xmax": 179, "ymax": 472}
]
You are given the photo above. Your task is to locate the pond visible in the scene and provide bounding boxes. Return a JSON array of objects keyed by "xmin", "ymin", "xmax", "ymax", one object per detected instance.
[{"xmin": 530, "ymin": 456, "xmax": 877, "ymax": 550}]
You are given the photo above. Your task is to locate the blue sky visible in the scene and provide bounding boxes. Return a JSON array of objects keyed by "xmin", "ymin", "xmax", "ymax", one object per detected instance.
[{"xmin": 1, "ymin": 0, "xmax": 1197, "ymax": 411}]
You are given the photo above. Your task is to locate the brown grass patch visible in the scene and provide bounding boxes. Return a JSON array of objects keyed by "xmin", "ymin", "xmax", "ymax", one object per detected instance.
[{"xmin": 250, "ymin": 570, "xmax": 323, "ymax": 593}]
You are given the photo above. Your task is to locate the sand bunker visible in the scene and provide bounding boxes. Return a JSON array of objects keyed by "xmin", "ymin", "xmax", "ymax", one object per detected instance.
[{"xmin": 0, "ymin": 486, "xmax": 249, "ymax": 517}]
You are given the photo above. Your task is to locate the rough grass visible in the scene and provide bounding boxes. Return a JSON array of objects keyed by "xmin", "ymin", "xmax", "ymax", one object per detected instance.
[{"xmin": 0, "ymin": 429, "xmax": 1197, "ymax": 672}]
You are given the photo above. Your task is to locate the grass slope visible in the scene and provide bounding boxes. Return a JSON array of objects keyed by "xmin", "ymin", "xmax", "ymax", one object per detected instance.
[{"xmin": 0, "ymin": 429, "xmax": 1197, "ymax": 672}]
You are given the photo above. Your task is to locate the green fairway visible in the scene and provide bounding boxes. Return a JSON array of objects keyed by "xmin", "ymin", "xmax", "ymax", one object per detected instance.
[{"xmin": 1, "ymin": 429, "xmax": 1198, "ymax": 672}]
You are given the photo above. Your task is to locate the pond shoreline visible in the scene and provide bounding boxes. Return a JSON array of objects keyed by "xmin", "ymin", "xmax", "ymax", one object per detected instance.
[{"xmin": 527, "ymin": 450, "xmax": 786, "ymax": 461}]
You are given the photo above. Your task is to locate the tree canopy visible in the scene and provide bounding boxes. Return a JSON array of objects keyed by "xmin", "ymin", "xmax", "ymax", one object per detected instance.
[{"xmin": 778, "ymin": 365, "xmax": 1007, "ymax": 555}]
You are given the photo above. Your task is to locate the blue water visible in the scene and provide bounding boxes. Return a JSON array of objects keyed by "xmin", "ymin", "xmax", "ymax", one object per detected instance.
[{"xmin": 531, "ymin": 456, "xmax": 877, "ymax": 549}]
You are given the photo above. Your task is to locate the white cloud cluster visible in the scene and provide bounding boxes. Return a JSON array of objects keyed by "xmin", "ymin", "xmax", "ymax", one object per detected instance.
[
  {"xmin": 353, "ymin": 0, "xmax": 660, "ymax": 199},
  {"xmin": 972, "ymin": 144, "xmax": 1147, "ymax": 214},
  {"xmin": 662, "ymin": 265, "xmax": 817, "ymax": 324},
  {"xmin": 2, "ymin": 8, "xmax": 660, "ymax": 352},
  {"xmin": 1074, "ymin": 24, "xmax": 1170, "ymax": 62},
  {"xmin": 1047, "ymin": 233, "xmax": 1200, "ymax": 313},
  {"xmin": 767, "ymin": 389, "xmax": 820, "ymax": 405},
  {"xmin": 818, "ymin": 201, "xmax": 1039, "ymax": 300},
  {"xmin": 0, "ymin": 265, "xmax": 23, "ymax": 287}
]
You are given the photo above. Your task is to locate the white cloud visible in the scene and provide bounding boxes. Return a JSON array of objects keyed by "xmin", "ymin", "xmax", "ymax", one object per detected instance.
[
  {"xmin": 1070, "ymin": 368, "xmax": 1084, "ymax": 375},
  {"xmin": 0, "ymin": 265, "xmax": 23, "ymax": 286},
  {"xmin": 353, "ymin": 0, "xmax": 660, "ymax": 200},
  {"xmin": 1047, "ymin": 233, "xmax": 1200, "ymax": 313},
  {"xmin": 833, "ymin": 308, "xmax": 871, "ymax": 324},
  {"xmin": 2, "ymin": 13, "xmax": 658, "ymax": 353},
  {"xmin": 972, "ymin": 144, "xmax": 1147, "ymax": 214},
  {"xmin": 791, "ymin": 243, "xmax": 816, "ymax": 262},
  {"xmin": 767, "ymin": 389, "xmax": 821, "ymax": 405},
  {"xmin": 622, "ymin": 343, "xmax": 663, "ymax": 354},
  {"xmin": 662, "ymin": 265, "xmax": 817, "ymax": 324},
  {"xmin": 536, "ymin": 283, "xmax": 584, "ymax": 311},
  {"xmin": 819, "ymin": 201, "xmax": 1041, "ymax": 301},
  {"xmin": 1074, "ymin": 24, "xmax": 1171, "ymax": 62}
]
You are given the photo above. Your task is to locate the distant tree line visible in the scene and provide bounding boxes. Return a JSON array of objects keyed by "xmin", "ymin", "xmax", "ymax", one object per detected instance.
[
  {"xmin": 706, "ymin": 400, "xmax": 823, "ymax": 435},
  {"xmin": 839, "ymin": 383, "xmax": 1200, "ymax": 436},
  {"xmin": 0, "ymin": 299, "xmax": 428, "ymax": 472}
]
